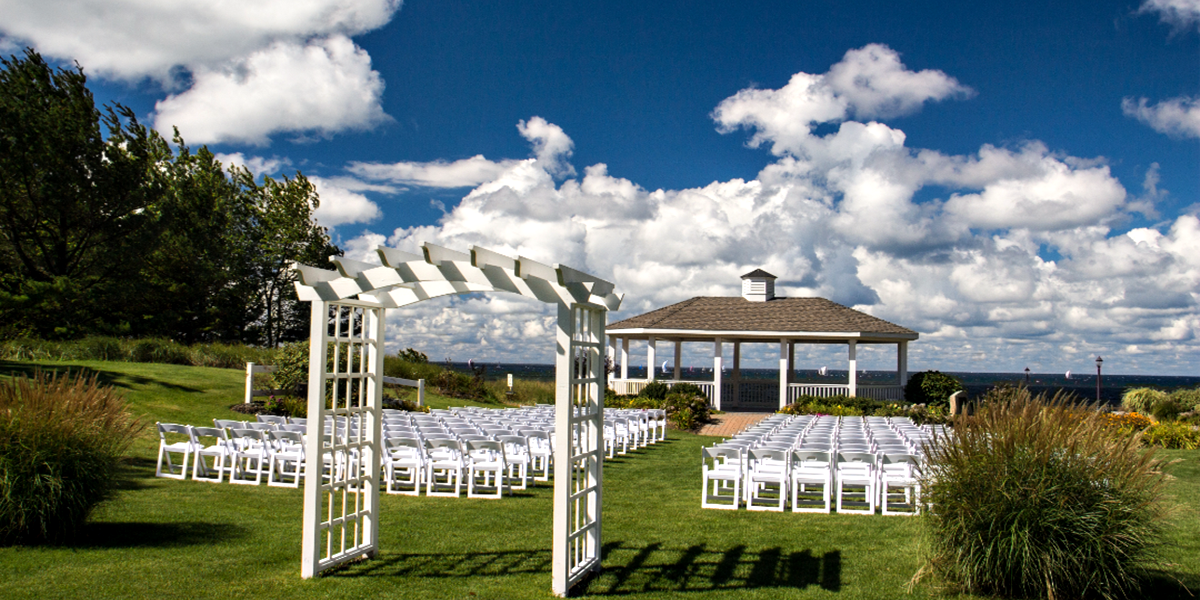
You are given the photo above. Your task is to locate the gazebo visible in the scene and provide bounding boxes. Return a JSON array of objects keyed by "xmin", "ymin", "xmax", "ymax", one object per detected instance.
[{"xmin": 607, "ymin": 270, "xmax": 919, "ymax": 410}]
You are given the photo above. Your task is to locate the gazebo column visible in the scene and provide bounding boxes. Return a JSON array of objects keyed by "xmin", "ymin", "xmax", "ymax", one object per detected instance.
[
  {"xmin": 897, "ymin": 341, "xmax": 908, "ymax": 387},
  {"xmin": 848, "ymin": 340, "xmax": 858, "ymax": 398},
  {"xmin": 647, "ymin": 336, "xmax": 656, "ymax": 382},
  {"xmin": 712, "ymin": 338, "xmax": 723, "ymax": 410},
  {"xmin": 607, "ymin": 337, "xmax": 617, "ymax": 386},
  {"xmin": 620, "ymin": 338, "xmax": 629, "ymax": 380},
  {"xmin": 732, "ymin": 342, "xmax": 741, "ymax": 405},
  {"xmin": 673, "ymin": 340, "xmax": 682, "ymax": 382},
  {"xmin": 778, "ymin": 338, "xmax": 790, "ymax": 410},
  {"xmin": 787, "ymin": 342, "xmax": 796, "ymax": 385}
]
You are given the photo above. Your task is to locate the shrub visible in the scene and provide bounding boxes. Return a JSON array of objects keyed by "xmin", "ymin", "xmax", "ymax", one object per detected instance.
[
  {"xmin": 662, "ymin": 392, "xmax": 710, "ymax": 430},
  {"xmin": 669, "ymin": 382, "xmax": 704, "ymax": 397},
  {"xmin": 639, "ymin": 381, "xmax": 670, "ymax": 400},
  {"xmin": 1101, "ymin": 411, "xmax": 1154, "ymax": 435},
  {"xmin": 1167, "ymin": 387, "xmax": 1200, "ymax": 413},
  {"xmin": 0, "ymin": 371, "xmax": 143, "ymax": 545},
  {"xmin": 904, "ymin": 371, "xmax": 961, "ymax": 408},
  {"xmin": 1122, "ymin": 388, "xmax": 1166, "ymax": 414},
  {"xmin": 267, "ymin": 340, "xmax": 310, "ymax": 398},
  {"xmin": 918, "ymin": 388, "xmax": 1166, "ymax": 600},
  {"xmin": 1141, "ymin": 421, "xmax": 1200, "ymax": 450}
]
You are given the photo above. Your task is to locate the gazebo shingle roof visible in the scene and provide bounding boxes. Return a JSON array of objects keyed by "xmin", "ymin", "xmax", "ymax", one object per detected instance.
[{"xmin": 607, "ymin": 297, "xmax": 916, "ymax": 337}]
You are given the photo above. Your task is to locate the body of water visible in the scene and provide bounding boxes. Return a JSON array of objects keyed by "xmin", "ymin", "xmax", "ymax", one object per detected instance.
[{"xmin": 442, "ymin": 361, "xmax": 1198, "ymax": 406}]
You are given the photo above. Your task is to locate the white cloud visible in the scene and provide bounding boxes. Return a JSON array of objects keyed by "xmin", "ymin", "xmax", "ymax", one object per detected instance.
[
  {"xmin": 323, "ymin": 49, "xmax": 1196, "ymax": 373},
  {"xmin": 517, "ymin": 116, "xmax": 576, "ymax": 178},
  {"xmin": 153, "ymin": 36, "xmax": 389, "ymax": 146},
  {"xmin": 712, "ymin": 44, "xmax": 970, "ymax": 159},
  {"xmin": 309, "ymin": 175, "xmax": 381, "ymax": 227},
  {"xmin": 214, "ymin": 152, "xmax": 291, "ymax": 176},
  {"xmin": 348, "ymin": 155, "xmax": 519, "ymax": 188},
  {"xmin": 1122, "ymin": 96, "xmax": 1200, "ymax": 139},
  {"xmin": 0, "ymin": 0, "xmax": 400, "ymax": 82},
  {"xmin": 0, "ymin": 0, "xmax": 400, "ymax": 145},
  {"xmin": 1139, "ymin": 0, "xmax": 1200, "ymax": 31}
]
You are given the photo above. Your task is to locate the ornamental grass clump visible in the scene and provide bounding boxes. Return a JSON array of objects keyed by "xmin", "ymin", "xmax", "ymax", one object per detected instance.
[
  {"xmin": 917, "ymin": 388, "xmax": 1166, "ymax": 600},
  {"xmin": 0, "ymin": 371, "xmax": 143, "ymax": 545}
]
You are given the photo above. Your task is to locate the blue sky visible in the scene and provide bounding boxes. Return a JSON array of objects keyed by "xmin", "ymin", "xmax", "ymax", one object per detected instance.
[{"xmin": 3, "ymin": 0, "xmax": 1198, "ymax": 374}]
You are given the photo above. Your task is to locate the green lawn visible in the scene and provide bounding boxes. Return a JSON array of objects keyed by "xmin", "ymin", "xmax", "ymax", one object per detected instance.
[{"xmin": 0, "ymin": 360, "xmax": 1196, "ymax": 599}]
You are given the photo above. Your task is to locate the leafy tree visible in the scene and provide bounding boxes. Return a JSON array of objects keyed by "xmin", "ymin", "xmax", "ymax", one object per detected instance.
[
  {"xmin": 905, "ymin": 370, "xmax": 962, "ymax": 408},
  {"xmin": 0, "ymin": 49, "xmax": 168, "ymax": 337},
  {"xmin": 0, "ymin": 49, "xmax": 342, "ymax": 346}
]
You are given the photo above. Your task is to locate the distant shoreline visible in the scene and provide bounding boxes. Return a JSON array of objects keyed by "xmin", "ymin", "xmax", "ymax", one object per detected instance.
[{"xmin": 442, "ymin": 361, "xmax": 1198, "ymax": 404}]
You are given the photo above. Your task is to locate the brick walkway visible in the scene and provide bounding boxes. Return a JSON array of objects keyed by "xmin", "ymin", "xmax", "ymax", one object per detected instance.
[{"xmin": 697, "ymin": 412, "xmax": 773, "ymax": 437}]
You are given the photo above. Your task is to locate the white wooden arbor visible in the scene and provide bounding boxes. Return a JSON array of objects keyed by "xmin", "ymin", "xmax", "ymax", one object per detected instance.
[{"xmin": 291, "ymin": 242, "xmax": 621, "ymax": 596}]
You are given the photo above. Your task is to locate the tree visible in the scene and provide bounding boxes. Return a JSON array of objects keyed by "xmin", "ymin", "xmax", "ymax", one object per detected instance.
[
  {"xmin": 0, "ymin": 49, "xmax": 168, "ymax": 337},
  {"xmin": 0, "ymin": 48, "xmax": 342, "ymax": 345}
]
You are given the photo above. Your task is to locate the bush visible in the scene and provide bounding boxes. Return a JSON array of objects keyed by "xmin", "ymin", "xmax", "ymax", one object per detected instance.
[
  {"xmin": 0, "ymin": 337, "xmax": 275, "ymax": 369},
  {"xmin": 1122, "ymin": 388, "xmax": 1167, "ymax": 414},
  {"xmin": 918, "ymin": 388, "xmax": 1166, "ymax": 599},
  {"xmin": 1167, "ymin": 387, "xmax": 1200, "ymax": 413},
  {"xmin": 1102, "ymin": 411, "xmax": 1154, "ymax": 435},
  {"xmin": 663, "ymin": 392, "xmax": 711, "ymax": 430},
  {"xmin": 1142, "ymin": 421, "xmax": 1200, "ymax": 450},
  {"xmin": 0, "ymin": 371, "xmax": 143, "ymax": 545},
  {"xmin": 639, "ymin": 381, "xmax": 670, "ymax": 400},
  {"xmin": 904, "ymin": 371, "xmax": 961, "ymax": 408}
]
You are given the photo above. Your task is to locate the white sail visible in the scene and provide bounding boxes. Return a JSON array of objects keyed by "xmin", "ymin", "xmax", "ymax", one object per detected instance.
[
  {"xmin": 1065, "ymin": 370, "xmax": 1071, "ymax": 380},
  {"xmin": 818, "ymin": 366, "xmax": 827, "ymax": 376}
]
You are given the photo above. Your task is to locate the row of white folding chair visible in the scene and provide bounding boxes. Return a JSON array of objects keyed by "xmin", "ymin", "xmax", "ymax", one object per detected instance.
[
  {"xmin": 156, "ymin": 422, "xmax": 313, "ymax": 487},
  {"xmin": 701, "ymin": 445, "xmax": 921, "ymax": 514},
  {"xmin": 384, "ymin": 435, "xmax": 532, "ymax": 498}
]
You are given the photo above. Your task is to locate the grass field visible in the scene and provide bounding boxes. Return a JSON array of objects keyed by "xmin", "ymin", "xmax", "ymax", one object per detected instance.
[{"xmin": 0, "ymin": 360, "xmax": 1196, "ymax": 599}]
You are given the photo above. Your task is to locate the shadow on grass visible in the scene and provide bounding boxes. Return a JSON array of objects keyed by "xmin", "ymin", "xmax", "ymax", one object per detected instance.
[
  {"xmin": 332, "ymin": 541, "xmax": 841, "ymax": 594},
  {"xmin": 71, "ymin": 521, "xmax": 250, "ymax": 549},
  {"xmin": 1140, "ymin": 568, "xmax": 1200, "ymax": 599},
  {"xmin": 0, "ymin": 360, "xmax": 202, "ymax": 393}
]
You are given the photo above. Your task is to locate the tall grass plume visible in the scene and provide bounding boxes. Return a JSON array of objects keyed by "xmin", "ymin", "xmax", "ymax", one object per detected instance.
[
  {"xmin": 0, "ymin": 371, "xmax": 144, "ymax": 544},
  {"xmin": 916, "ymin": 387, "xmax": 1167, "ymax": 599}
]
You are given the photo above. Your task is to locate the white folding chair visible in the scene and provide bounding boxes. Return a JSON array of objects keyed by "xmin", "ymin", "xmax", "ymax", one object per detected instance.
[
  {"xmin": 747, "ymin": 448, "xmax": 789, "ymax": 512},
  {"xmin": 498, "ymin": 435, "xmax": 531, "ymax": 490},
  {"xmin": 267, "ymin": 430, "xmax": 306, "ymax": 488},
  {"xmin": 465, "ymin": 440, "xmax": 507, "ymax": 499},
  {"xmin": 426, "ymin": 438, "xmax": 466, "ymax": 497},
  {"xmin": 880, "ymin": 453, "xmax": 921, "ymax": 516},
  {"xmin": 835, "ymin": 452, "xmax": 877, "ymax": 515},
  {"xmin": 384, "ymin": 437, "xmax": 426, "ymax": 496},
  {"xmin": 701, "ymin": 447, "xmax": 743, "ymax": 510},
  {"xmin": 790, "ymin": 450, "xmax": 833, "ymax": 513},
  {"xmin": 521, "ymin": 430, "xmax": 552, "ymax": 481},
  {"xmin": 228, "ymin": 428, "xmax": 270, "ymax": 485},
  {"xmin": 189, "ymin": 426, "xmax": 234, "ymax": 483},
  {"xmin": 156, "ymin": 423, "xmax": 194, "ymax": 480}
]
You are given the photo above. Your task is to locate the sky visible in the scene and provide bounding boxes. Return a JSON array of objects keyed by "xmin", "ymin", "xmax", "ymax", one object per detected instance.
[{"xmin": 2, "ymin": 0, "xmax": 1199, "ymax": 375}]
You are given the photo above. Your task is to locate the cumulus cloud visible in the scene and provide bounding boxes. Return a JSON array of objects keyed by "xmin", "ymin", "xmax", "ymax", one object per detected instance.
[
  {"xmin": 713, "ymin": 44, "xmax": 971, "ymax": 158},
  {"xmin": 0, "ymin": 0, "xmax": 400, "ymax": 145},
  {"xmin": 214, "ymin": 152, "xmax": 292, "ymax": 176},
  {"xmin": 1138, "ymin": 0, "xmax": 1200, "ymax": 31},
  {"xmin": 1122, "ymin": 96, "xmax": 1200, "ymax": 139},
  {"xmin": 309, "ymin": 175, "xmax": 381, "ymax": 227},
  {"xmin": 0, "ymin": 0, "xmax": 400, "ymax": 81},
  {"xmin": 348, "ymin": 155, "xmax": 520, "ymax": 188},
  {"xmin": 153, "ymin": 36, "xmax": 389, "ymax": 146},
  {"xmin": 327, "ymin": 47, "xmax": 1194, "ymax": 373}
]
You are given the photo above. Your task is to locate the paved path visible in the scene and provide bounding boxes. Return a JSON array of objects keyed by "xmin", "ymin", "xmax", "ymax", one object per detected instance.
[{"xmin": 697, "ymin": 412, "xmax": 773, "ymax": 437}]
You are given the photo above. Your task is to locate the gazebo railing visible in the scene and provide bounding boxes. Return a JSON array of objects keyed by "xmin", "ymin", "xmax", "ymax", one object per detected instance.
[
  {"xmin": 609, "ymin": 379, "xmax": 715, "ymax": 398},
  {"xmin": 787, "ymin": 383, "xmax": 904, "ymax": 401}
]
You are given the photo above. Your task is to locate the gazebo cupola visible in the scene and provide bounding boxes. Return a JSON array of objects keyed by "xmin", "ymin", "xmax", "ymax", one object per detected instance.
[{"xmin": 741, "ymin": 269, "xmax": 777, "ymax": 302}]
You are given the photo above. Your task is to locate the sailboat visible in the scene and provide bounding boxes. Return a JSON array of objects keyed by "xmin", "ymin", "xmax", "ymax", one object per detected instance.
[
  {"xmin": 662, "ymin": 360, "xmax": 669, "ymax": 375},
  {"xmin": 1065, "ymin": 370, "xmax": 1072, "ymax": 380},
  {"xmin": 818, "ymin": 366, "xmax": 827, "ymax": 376}
]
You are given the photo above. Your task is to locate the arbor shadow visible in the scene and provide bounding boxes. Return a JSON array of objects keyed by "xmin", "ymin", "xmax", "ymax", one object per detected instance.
[
  {"xmin": 0, "ymin": 361, "xmax": 202, "ymax": 393},
  {"xmin": 579, "ymin": 541, "xmax": 841, "ymax": 595},
  {"xmin": 332, "ymin": 541, "xmax": 841, "ymax": 595}
]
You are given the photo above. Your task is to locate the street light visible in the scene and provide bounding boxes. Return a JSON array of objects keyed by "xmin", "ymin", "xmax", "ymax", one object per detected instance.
[
  {"xmin": 1095, "ymin": 356, "xmax": 1103, "ymax": 404},
  {"xmin": 1024, "ymin": 367, "xmax": 1030, "ymax": 385}
]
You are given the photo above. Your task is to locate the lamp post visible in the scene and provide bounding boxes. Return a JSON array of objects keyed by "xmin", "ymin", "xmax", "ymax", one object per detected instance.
[
  {"xmin": 1024, "ymin": 367, "xmax": 1030, "ymax": 385},
  {"xmin": 1095, "ymin": 356, "xmax": 1103, "ymax": 403}
]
